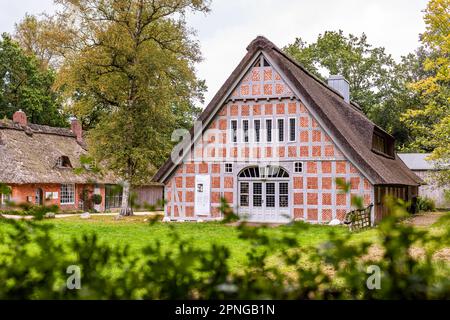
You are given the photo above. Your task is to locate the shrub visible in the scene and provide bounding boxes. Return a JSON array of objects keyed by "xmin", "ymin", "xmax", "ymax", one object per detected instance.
[
  {"xmin": 416, "ymin": 197, "xmax": 436, "ymax": 212},
  {"xmin": 91, "ymin": 194, "xmax": 102, "ymax": 205},
  {"xmin": 0, "ymin": 194, "xmax": 449, "ymax": 300}
]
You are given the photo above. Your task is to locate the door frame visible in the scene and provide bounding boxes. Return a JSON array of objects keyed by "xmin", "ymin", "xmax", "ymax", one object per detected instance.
[{"xmin": 237, "ymin": 165, "xmax": 291, "ymax": 222}]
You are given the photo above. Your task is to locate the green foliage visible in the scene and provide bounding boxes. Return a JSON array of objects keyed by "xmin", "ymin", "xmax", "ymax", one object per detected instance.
[
  {"xmin": 416, "ymin": 196, "xmax": 436, "ymax": 212},
  {"xmin": 0, "ymin": 194, "xmax": 448, "ymax": 299},
  {"xmin": 0, "ymin": 33, "xmax": 66, "ymax": 127},
  {"xmin": 0, "ymin": 203, "xmax": 59, "ymax": 220},
  {"xmin": 283, "ymin": 31, "xmax": 430, "ymax": 150},
  {"xmin": 91, "ymin": 194, "xmax": 102, "ymax": 206},
  {"xmin": 283, "ymin": 30, "xmax": 396, "ymax": 114},
  {"xmin": 401, "ymin": 0, "xmax": 450, "ymax": 169}
]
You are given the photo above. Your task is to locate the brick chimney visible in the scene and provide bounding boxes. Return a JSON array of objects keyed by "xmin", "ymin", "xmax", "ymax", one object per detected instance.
[
  {"xmin": 13, "ymin": 109, "xmax": 27, "ymax": 126},
  {"xmin": 70, "ymin": 117, "xmax": 83, "ymax": 143}
]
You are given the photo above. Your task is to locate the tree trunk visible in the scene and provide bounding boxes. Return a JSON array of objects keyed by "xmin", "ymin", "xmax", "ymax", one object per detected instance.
[{"xmin": 119, "ymin": 181, "xmax": 133, "ymax": 216}]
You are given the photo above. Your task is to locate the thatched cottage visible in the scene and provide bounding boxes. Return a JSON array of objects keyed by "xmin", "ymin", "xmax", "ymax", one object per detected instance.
[
  {"xmin": 0, "ymin": 110, "xmax": 162, "ymax": 212},
  {"xmin": 153, "ymin": 36, "xmax": 422, "ymax": 224}
]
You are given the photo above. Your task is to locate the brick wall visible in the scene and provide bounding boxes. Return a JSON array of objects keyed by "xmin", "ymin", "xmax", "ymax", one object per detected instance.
[
  {"xmin": 8, "ymin": 183, "xmax": 107, "ymax": 212},
  {"xmin": 164, "ymin": 60, "xmax": 374, "ymax": 222}
]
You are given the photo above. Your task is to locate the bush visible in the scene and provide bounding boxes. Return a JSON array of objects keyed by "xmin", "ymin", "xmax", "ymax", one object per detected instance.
[
  {"xmin": 91, "ymin": 194, "xmax": 102, "ymax": 205},
  {"xmin": 0, "ymin": 203, "xmax": 59, "ymax": 219},
  {"xmin": 0, "ymin": 194, "xmax": 449, "ymax": 300},
  {"xmin": 416, "ymin": 197, "xmax": 436, "ymax": 212}
]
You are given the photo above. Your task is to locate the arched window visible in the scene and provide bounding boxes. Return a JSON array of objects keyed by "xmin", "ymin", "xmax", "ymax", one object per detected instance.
[
  {"xmin": 56, "ymin": 156, "xmax": 72, "ymax": 168},
  {"xmin": 238, "ymin": 166, "xmax": 289, "ymax": 179}
]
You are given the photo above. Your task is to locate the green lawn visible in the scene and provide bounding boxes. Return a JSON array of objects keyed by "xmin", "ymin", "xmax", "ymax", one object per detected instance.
[
  {"xmin": 2, "ymin": 213, "xmax": 447, "ymax": 270},
  {"xmin": 0, "ymin": 215, "xmax": 378, "ymax": 269}
]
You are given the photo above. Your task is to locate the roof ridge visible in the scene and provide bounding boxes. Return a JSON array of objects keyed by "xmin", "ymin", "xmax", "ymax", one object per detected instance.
[{"xmin": 0, "ymin": 119, "xmax": 75, "ymax": 137}]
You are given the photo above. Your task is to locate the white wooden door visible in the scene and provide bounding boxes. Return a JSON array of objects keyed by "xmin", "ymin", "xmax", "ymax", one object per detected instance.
[
  {"xmin": 238, "ymin": 180, "xmax": 291, "ymax": 222},
  {"xmin": 195, "ymin": 174, "xmax": 211, "ymax": 216}
]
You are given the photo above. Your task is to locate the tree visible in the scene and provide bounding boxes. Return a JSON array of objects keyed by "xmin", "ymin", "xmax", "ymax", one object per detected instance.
[
  {"xmin": 370, "ymin": 47, "xmax": 432, "ymax": 151},
  {"xmin": 0, "ymin": 34, "xmax": 66, "ymax": 127},
  {"xmin": 14, "ymin": 13, "xmax": 76, "ymax": 70},
  {"xmin": 283, "ymin": 31, "xmax": 396, "ymax": 115},
  {"xmin": 402, "ymin": 0, "xmax": 450, "ymax": 184},
  {"xmin": 54, "ymin": 0, "xmax": 209, "ymax": 215}
]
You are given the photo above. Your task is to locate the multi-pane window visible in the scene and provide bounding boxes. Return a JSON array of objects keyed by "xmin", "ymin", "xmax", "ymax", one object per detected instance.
[
  {"xmin": 266, "ymin": 119, "xmax": 272, "ymax": 142},
  {"xmin": 240, "ymin": 182, "xmax": 249, "ymax": 207},
  {"xmin": 60, "ymin": 184, "xmax": 75, "ymax": 204},
  {"xmin": 243, "ymin": 120, "xmax": 249, "ymax": 142},
  {"xmin": 372, "ymin": 134, "xmax": 386, "ymax": 154},
  {"xmin": 277, "ymin": 119, "xmax": 284, "ymax": 142},
  {"xmin": 105, "ymin": 184, "xmax": 123, "ymax": 209},
  {"xmin": 253, "ymin": 182, "xmax": 262, "ymax": 207},
  {"xmin": 294, "ymin": 162, "xmax": 303, "ymax": 173},
  {"xmin": 231, "ymin": 120, "xmax": 238, "ymax": 143},
  {"xmin": 266, "ymin": 183, "xmax": 275, "ymax": 208},
  {"xmin": 279, "ymin": 182, "xmax": 289, "ymax": 207},
  {"xmin": 254, "ymin": 120, "xmax": 261, "ymax": 143},
  {"xmin": 0, "ymin": 192, "xmax": 11, "ymax": 207},
  {"xmin": 289, "ymin": 118, "xmax": 296, "ymax": 142},
  {"xmin": 225, "ymin": 163, "xmax": 233, "ymax": 173}
]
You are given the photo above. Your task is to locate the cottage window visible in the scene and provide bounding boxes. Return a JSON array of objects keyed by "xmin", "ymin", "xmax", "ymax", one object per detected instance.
[
  {"xmin": 60, "ymin": 184, "xmax": 75, "ymax": 204},
  {"xmin": 225, "ymin": 163, "xmax": 233, "ymax": 173},
  {"xmin": 289, "ymin": 118, "xmax": 296, "ymax": 142},
  {"xmin": 279, "ymin": 182, "xmax": 289, "ymax": 207},
  {"xmin": 294, "ymin": 162, "xmax": 303, "ymax": 173},
  {"xmin": 240, "ymin": 182, "xmax": 249, "ymax": 207},
  {"xmin": 56, "ymin": 156, "xmax": 72, "ymax": 168},
  {"xmin": 238, "ymin": 166, "xmax": 289, "ymax": 178},
  {"xmin": 254, "ymin": 119, "xmax": 261, "ymax": 143},
  {"xmin": 0, "ymin": 191, "xmax": 11, "ymax": 207},
  {"xmin": 372, "ymin": 131, "xmax": 394, "ymax": 157},
  {"xmin": 105, "ymin": 185, "xmax": 123, "ymax": 209},
  {"xmin": 242, "ymin": 120, "xmax": 249, "ymax": 143},
  {"xmin": 277, "ymin": 119, "xmax": 284, "ymax": 142},
  {"xmin": 231, "ymin": 120, "xmax": 238, "ymax": 143},
  {"xmin": 266, "ymin": 119, "xmax": 272, "ymax": 142}
]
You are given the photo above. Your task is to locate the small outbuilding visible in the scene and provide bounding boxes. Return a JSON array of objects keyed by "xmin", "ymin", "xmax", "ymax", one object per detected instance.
[{"xmin": 398, "ymin": 153, "xmax": 449, "ymax": 209}]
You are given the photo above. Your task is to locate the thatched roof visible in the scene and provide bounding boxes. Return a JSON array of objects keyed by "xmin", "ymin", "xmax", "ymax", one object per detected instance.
[
  {"xmin": 153, "ymin": 36, "xmax": 422, "ymax": 186},
  {"xmin": 0, "ymin": 119, "xmax": 117, "ymax": 184}
]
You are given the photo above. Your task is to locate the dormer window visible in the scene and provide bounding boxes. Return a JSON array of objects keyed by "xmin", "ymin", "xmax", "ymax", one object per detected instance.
[
  {"xmin": 372, "ymin": 130, "xmax": 395, "ymax": 158},
  {"xmin": 56, "ymin": 156, "xmax": 72, "ymax": 168}
]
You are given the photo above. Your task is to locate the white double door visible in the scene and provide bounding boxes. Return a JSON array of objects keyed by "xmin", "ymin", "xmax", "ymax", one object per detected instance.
[{"xmin": 238, "ymin": 180, "xmax": 290, "ymax": 222}]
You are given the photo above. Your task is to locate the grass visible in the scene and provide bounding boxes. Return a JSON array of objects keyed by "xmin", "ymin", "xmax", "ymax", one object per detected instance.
[
  {"xmin": 1, "ymin": 212, "xmax": 447, "ymax": 270},
  {"xmin": 0, "ymin": 214, "xmax": 378, "ymax": 270}
]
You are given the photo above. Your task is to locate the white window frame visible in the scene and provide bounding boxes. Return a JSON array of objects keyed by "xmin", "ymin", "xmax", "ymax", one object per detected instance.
[
  {"xmin": 242, "ymin": 119, "xmax": 249, "ymax": 143},
  {"xmin": 288, "ymin": 117, "xmax": 297, "ymax": 142},
  {"xmin": 1, "ymin": 192, "xmax": 11, "ymax": 206},
  {"xmin": 266, "ymin": 118, "xmax": 273, "ymax": 143},
  {"xmin": 293, "ymin": 162, "xmax": 303, "ymax": 173},
  {"xmin": 225, "ymin": 163, "xmax": 233, "ymax": 173},
  {"xmin": 60, "ymin": 184, "xmax": 75, "ymax": 205},
  {"xmin": 277, "ymin": 118, "xmax": 285, "ymax": 142},
  {"xmin": 253, "ymin": 119, "xmax": 261, "ymax": 143},
  {"xmin": 230, "ymin": 119, "xmax": 238, "ymax": 143}
]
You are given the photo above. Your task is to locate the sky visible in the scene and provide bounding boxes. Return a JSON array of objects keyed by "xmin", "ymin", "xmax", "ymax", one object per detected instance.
[{"xmin": 0, "ymin": 0, "xmax": 429, "ymax": 106}]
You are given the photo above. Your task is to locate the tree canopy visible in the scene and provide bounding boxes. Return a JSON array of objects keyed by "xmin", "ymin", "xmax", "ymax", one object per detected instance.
[
  {"xmin": 402, "ymin": 0, "xmax": 450, "ymax": 184},
  {"xmin": 52, "ymin": 0, "xmax": 210, "ymax": 215},
  {"xmin": 283, "ymin": 30, "xmax": 432, "ymax": 150},
  {"xmin": 0, "ymin": 33, "xmax": 66, "ymax": 127}
]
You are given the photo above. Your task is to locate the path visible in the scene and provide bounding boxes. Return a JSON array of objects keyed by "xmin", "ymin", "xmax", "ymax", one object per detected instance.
[
  {"xmin": 0, "ymin": 211, "xmax": 163, "ymax": 220},
  {"xmin": 403, "ymin": 212, "xmax": 444, "ymax": 227}
]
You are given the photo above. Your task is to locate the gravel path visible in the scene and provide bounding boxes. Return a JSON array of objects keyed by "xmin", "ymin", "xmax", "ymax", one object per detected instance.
[{"xmin": 403, "ymin": 212, "xmax": 444, "ymax": 227}]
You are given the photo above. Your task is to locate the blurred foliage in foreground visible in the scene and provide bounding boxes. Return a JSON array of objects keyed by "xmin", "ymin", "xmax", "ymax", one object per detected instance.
[{"xmin": 0, "ymin": 195, "xmax": 449, "ymax": 300}]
